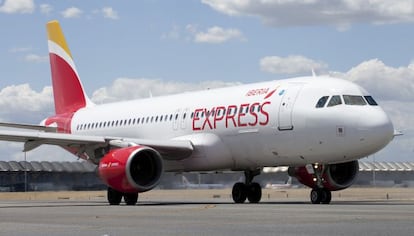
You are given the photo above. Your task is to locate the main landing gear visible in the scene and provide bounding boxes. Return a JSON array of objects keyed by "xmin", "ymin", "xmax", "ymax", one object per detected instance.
[
  {"xmin": 107, "ymin": 187, "xmax": 139, "ymax": 205},
  {"xmin": 232, "ymin": 169, "xmax": 262, "ymax": 203}
]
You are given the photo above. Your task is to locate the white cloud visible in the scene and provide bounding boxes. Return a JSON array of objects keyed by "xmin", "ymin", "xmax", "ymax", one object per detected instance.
[
  {"xmin": 101, "ymin": 6, "xmax": 118, "ymax": 19},
  {"xmin": 24, "ymin": 54, "xmax": 48, "ymax": 63},
  {"xmin": 191, "ymin": 26, "xmax": 245, "ymax": 44},
  {"xmin": 333, "ymin": 59, "xmax": 414, "ymax": 101},
  {"xmin": 91, "ymin": 78, "xmax": 240, "ymax": 104},
  {"xmin": 40, "ymin": 4, "xmax": 52, "ymax": 15},
  {"xmin": 61, "ymin": 7, "xmax": 82, "ymax": 18},
  {"xmin": 260, "ymin": 55, "xmax": 328, "ymax": 75},
  {"xmin": 202, "ymin": 0, "xmax": 414, "ymax": 29},
  {"xmin": 0, "ymin": 84, "xmax": 53, "ymax": 123},
  {"xmin": 0, "ymin": 0, "xmax": 34, "ymax": 14}
]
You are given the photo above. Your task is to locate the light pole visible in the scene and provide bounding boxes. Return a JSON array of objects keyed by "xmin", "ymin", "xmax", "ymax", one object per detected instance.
[{"xmin": 24, "ymin": 152, "xmax": 27, "ymax": 192}]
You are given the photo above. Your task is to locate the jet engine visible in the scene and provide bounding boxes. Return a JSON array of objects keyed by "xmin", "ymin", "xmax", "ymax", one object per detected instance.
[
  {"xmin": 288, "ymin": 160, "xmax": 359, "ymax": 191},
  {"xmin": 98, "ymin": 146, "xmax": 163, "ymax": 193}
]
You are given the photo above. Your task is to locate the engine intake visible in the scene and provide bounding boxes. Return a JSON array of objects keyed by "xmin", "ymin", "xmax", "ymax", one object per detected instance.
[
  {"xmin": 288, "ymin": 160, "xmax": 359, "ymax": 191},
  {"xmin": 98, "ymin": 146, "xmax": 163, "ymax": 193}
]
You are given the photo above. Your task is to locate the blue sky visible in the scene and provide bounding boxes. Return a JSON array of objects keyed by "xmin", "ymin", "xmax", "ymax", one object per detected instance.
[{"xmin": 0, "ymin": 0, "xmax": 413, "ymax": 162}]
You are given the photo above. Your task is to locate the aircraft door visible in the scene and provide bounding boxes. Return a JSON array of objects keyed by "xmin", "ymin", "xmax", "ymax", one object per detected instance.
[{"xmin": 278, "ymin": 84, "xmax": 303, "ymax": 131}]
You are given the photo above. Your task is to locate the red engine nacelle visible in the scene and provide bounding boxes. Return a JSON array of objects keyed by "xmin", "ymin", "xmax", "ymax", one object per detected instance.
[
  {"xmin": 98, "ymin": 146, "xmax": 163, "ymax": 193},
  {"xmin": 288, "ymin": 161, "xmax": 359, "ymax": 191}
]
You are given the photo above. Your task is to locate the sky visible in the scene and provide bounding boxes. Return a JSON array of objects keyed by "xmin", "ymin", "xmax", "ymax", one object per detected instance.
[{"xmin": 0, "ymin": 0, "xmax": 413, "ymax": 163}]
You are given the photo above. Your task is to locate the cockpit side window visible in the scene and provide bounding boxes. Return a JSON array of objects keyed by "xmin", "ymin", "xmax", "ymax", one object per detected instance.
[
  {"xmin": 343, "ymin": 95, "xmax": 367, "ymax": 105},
  {"xmin": 364, "ymin": 96, "xmax": 378, "ymax": 106},
  {"xmin": 315, "ymin": 96, "xmax": 329, "ymax": 108},
  {"xmin": 327, "ymin": 95, "xmax": 342, "ymax": 107}
]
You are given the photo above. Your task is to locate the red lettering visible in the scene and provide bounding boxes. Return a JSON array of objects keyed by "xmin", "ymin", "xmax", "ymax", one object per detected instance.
[
  {"xmin": 214, "ymin": 106, "xmax": 225, "ymax": 129},
  {"xmin": 193, "ymin": 101, "xmax": 272, "ymax": 131},
  {"xmin": 237, "ymin": 103, "xmax": 249, "ymax": 127},
  {"xmin": 248, "ymin": 102, "xmax": 260, "ymax": 126},
  {"xmin": 201, "ymin": 108, "xmax": 213, "ymax": 130},
  {"xmin": 225, "ymin": 105, "xmax": 237, "ymax": 128},
  {"xmin": 259, "ymin": 101, "xmax": 271, "ymax": 126},
  {"xmin": 192, "ymin": 108, "xmax": 203, "ymax": 131}
]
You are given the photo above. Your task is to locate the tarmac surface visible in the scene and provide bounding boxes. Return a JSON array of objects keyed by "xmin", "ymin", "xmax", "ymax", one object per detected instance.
[{"xmin": 1, "ymin": 188, "xmax": 414, "ymax": 236}]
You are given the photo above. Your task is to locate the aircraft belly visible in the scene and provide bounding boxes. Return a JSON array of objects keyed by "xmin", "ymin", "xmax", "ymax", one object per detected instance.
[{"xmin": 168, "ymin": 133, "xmax": 234, "ymax": 172}]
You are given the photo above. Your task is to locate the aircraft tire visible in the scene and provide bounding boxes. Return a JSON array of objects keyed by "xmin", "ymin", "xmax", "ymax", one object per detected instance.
[
  {"xmin": 107, "ymin": 187, "xmax": 123, "ymax": 205},
  {"xmin": 247, "ymin": 182, "xmax": 262, "ymax": 203},
  {"xmin": 310, "ymin": 189, "xmax": 322, "ymax": 204},
  {"xmin": 124, "ymin": 193, "xmax": 139, "ymax": 205},
  {"xmin": 232, "ymin": 182, "xmax": 247, "ymax": 203},
  {"xmin": 320, "ymin": 189, "xmax": 332, "ymax": 204}
]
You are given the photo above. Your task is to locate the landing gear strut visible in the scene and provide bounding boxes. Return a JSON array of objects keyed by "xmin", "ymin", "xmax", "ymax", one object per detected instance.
[
  {"xmin": 232, "ymin": 169, "xmax": 262, "ymax": 204},
  {"xmin": 107, "ymin": 187, "xmax": 139, "ymax": 205},
  {"xmin": 308, "ymin": 164, "xmax": 332, "ymax": 204}
]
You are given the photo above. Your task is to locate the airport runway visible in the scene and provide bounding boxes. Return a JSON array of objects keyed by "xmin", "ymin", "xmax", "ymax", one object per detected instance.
[{"xmin": 1, "ymin": 188, "xmax": 414, "ymax": 236}]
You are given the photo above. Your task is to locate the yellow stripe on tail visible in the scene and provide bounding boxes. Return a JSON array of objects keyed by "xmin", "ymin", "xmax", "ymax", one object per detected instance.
[{"xmin": 47, "ymin": 20, "xmax": 73, "ymax": 59}]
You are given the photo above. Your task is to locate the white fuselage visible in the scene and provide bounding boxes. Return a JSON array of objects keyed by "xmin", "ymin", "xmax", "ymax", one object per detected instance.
[{"xmin": 70, "ymin": 76, "xmax": 394, "ymax": 172}]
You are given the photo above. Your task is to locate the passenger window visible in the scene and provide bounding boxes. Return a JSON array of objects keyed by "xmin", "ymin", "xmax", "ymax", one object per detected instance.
[
  {"xmin": 343, "ymin": 95, "xmax": 367, "ymax": 105},
  {"xmin": 364, "ymin": 96, "xmax": 378, "ymax": 106},
  {"xmin": 327, "ymin": 95, "xmax": 342, "ymax": 107},
  {"xmin": 315, "ymin": 96, "xmax": 329, "ymax": 108}
]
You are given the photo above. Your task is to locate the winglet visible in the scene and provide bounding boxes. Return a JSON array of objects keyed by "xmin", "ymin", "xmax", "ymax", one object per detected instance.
[{"xmin": 47, "ymin": 20, "xmax": 93, "ymax": 115}]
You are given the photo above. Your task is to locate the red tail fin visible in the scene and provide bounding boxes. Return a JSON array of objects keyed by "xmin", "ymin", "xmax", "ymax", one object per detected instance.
[{"xmin": 46, "ymin": 20, "xmax": 93, "ymax": 115}]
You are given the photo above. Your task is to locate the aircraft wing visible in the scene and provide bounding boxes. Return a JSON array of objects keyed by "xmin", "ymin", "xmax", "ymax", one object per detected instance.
[
  {"xmin": 0, "ymin": 129, "xmax": 194, "ymax": 161},
  {"xmin": 0, "ymin": 122, "xmax": 57, "ymax": 132}
]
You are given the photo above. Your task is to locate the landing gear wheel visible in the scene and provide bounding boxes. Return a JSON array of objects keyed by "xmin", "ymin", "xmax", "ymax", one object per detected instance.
[
  {"xmin": 232, "ymin": 182, "xmax": 247, "ymax": 203},
  {"xmin": 247, "ymin": 182, "xmax": 262, "ymax": 203},
  {"xmin": 310, "ymin": 189, "xmax": 322, "ymax": 204},
  {"xmin": 107, "ymin": 187, "xmax": 122, "ymax": 205},
  {"xmin": 310, "ymin": 188, "xmax": 332, "ymax": 204},
  {"xmin": 124, "ymin": 193, "xmax": 139, "ymax": 205},
  {"xmin": 320, "ymin": 189, "xmax": 332, "ymax": 204}
]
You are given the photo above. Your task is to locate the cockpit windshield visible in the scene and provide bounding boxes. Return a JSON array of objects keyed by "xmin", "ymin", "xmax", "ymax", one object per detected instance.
[
  {"xmin": 315, "ymin": 95, "xmax": 378, "ymax": 108},
  {"xmin": 315, "ymin": 96, "xmax": 329, "ymax": 108},
  {"xmin": 364, "ymin": 96, "xmax": 378, "ymax": 106},
  {"xmin": 327, "ymin": 95, "xmax": 342, "ymax": 107},
  {"xmin": 343, "ymin": 95, "xmax": 367, "ymax": 105}
]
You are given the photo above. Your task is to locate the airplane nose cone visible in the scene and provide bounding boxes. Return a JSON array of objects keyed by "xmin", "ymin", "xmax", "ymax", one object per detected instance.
[{"xmin": 357, "ymin": 108, "xmax": 394, "ymax": 154}]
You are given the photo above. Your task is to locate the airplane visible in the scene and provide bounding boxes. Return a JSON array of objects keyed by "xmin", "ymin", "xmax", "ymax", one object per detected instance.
[{"xmin": 0, "ymin": 20, "xmax": 395, "ymax": 205}]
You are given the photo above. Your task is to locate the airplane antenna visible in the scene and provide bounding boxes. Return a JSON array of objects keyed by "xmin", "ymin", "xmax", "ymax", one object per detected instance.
[
  {"xmin": 311, "ymin": 68, "xmax": 316, "ymax": 77},
  {"xmin": 149, "ymin": 90, "xmax": 153, "ymax": 98}
]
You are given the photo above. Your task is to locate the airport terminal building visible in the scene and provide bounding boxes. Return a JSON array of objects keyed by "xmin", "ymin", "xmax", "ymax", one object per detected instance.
[{"xmin": 1, "ymin": 161, "xmax": 414, "ymax": 191}]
